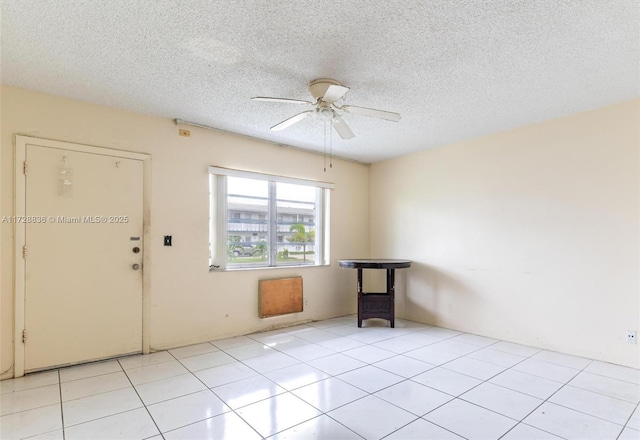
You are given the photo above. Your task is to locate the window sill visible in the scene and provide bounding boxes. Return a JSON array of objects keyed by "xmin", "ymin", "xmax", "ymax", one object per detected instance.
[{"xmin": 210, "ymin": 263, "xmax": 330, "ymax": 272}]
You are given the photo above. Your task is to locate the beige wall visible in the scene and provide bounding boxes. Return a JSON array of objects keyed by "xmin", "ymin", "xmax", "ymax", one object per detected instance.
[
  {"xmin": 2, "ymin": 86, "xmax": 637, "ymax": 376},
  {"xmin": 0, "ymin": 86, "xmax": 369, "ymax": 378},
  {"xmin": 370, "ymin": 100, "xmax": 640, "ymax": 368}
]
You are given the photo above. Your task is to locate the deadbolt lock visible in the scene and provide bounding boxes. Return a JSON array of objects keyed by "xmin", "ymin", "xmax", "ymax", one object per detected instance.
[
  {"xmin": 132, "ymin": 263, "xmax": 140, "ymax": 270},
  {"xmin": 132, "ymin": 247, "xmax": 140, "ymax": 253}
]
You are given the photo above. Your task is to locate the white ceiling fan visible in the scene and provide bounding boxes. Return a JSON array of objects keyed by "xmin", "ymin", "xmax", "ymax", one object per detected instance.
[{"xmin": 251, "ymin": 78, "xmax": 401, "ymax": 140}]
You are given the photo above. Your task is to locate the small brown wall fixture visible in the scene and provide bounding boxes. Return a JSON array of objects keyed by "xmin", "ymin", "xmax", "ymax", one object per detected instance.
[{"xmin": 258, "ymin": 277, "xmax": 303, "ymax": 318}]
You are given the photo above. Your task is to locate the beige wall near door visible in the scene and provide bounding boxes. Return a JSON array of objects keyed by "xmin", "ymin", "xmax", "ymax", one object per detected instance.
[
  {"xmin": 370, "ymin": 99, "xmax": 640, "ymax": 368},
  {"xmin": 0, "ymin": 86, "xmax": 370, "ymax": 378}
]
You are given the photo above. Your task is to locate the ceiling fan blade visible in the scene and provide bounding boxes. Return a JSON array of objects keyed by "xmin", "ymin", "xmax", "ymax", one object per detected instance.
[
  {"xmin": 342, "ymin": 105, "xmax": 401, "ymax": 122},
  {"xmin": 332, "ymin": 117, "xmax": 355, "ymax": 139},
  {"xmin": 252, "ymin": 97, "xmax": 314, "ymax": 105},
  {"xmin": 322, "ymin": 85, "xmax": 350, "ymax": 103},
  {"xmin": 270, "ymin": 111, "xmax": 313, "ymax": 131}
]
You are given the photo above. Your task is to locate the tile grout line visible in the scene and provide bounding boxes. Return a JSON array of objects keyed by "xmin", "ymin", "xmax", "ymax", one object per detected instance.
[
  {"xmin": 440, "ymin": 339, "xmax": 579, "ymax": 396},
  {"xmin": 502, "ymin": 358, "xmax": 637, "ymax": 401},
  {"xmin": 472, "ymin": 342, "xmax": 593, "ymax": 438},
  {"xmin": 504, "ymin": 361, "xmax": 596, "ymax": 438},
  {"xmin": 213, "ymin": 349, "xmax": 362, "ymax": 439},
  {"xmin": 253, "ymin": 319, "xmax": 384, "ymax": 438},
  {"xmin": 405, "ymin": 341, "xmax": 580, "ymax": 440},
  {"xmin": 418, "ymin": 339, "xmax": 549, "ymax": 439},
  {"xmin": 379, "ymin": 414, "xmax": 470, "ymax": 440},
  {"xmin": 218, "ymin": 320, "xmax": 427, "ymax": 438},
  {"xmin": 49, "ymin": 331, "xmax": 570, "ymax": 440},
  {"xmin": 617, "ymin": 401, "xmax": 640, "ymax": 440},
  {"xmin": 254, "ymin": 324, "xmax": 474, "ymax": 439},
  {"xmin": 29, "ymin": 324, "xmax": 361, "ymax": 438},
  {"xmin": 117, "ymin": 358, "xmax": 164, "ymax": 439},
  {"xmin": 310, "ymin": 326, "xmax": 470, "ymax": 439},
  {"xmin": 166, "ymin": 348, "xmax": 266, "ymax": 440},
  {"xmin": 248, "ymin": 324, "xmax": 508, "ymax": 438},
  {"xmin": 227, "ymin": 340, "xmax": 373, "ymax": 439},
  {"xmin": 7, "ymin": 318, "xmax": 639, "ymax": 440},
  {"xmin": 547, "ymin": 387, "xmax": 639, "ymax": 422},
  {"xmin": 499, "ymin": 358, "xmax": 604, "ymax": 439},
  {"xmin": 542, "ymin": 362, "xmax": 640, "ymax": 423},
  {"xmin": 584, "ymin": 370, "xmax": 640, "ymax": 386},
  {"xmin": 58, "ymin": 369, "xmax": 66, "ymax": 440}
]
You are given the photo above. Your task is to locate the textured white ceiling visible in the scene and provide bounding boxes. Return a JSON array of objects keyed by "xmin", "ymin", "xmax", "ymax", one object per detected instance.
[{"xmin": 2, "ymin": 1, "xmax": 638, "ymax": 163}]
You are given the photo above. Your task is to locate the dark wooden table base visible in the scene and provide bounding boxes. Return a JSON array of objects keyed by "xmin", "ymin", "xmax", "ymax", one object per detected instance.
[
  {"xmin": 339, "ymin": 259, "xmax": 412, "ymax": 328},
  {"xmin": 358, "ymin": 268, "xmax": 396, "ymax": 327}
]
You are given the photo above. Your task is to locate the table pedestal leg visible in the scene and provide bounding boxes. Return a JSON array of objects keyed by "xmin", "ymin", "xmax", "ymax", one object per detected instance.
[
  {"xmin": 357, "ymin": 268, "xmax": 363, "ymax": 327},
  {"xmin": 388, "ymin": 268, "xmax": 395, "ymax": 328},
  {"xmin": 356, "ymin": 268, "xmax": 396, "ymax": 328}
]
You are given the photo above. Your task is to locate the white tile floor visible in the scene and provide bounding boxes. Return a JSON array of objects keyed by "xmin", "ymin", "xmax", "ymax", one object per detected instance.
[{"xmin": 2, "ymin": 315, "xmax": 640, "ymax": 440}]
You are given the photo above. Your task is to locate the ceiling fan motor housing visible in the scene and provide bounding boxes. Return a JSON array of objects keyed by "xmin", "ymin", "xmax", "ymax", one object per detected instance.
[{"xmin": 309, "ymin": 78, "xmax": 343, "ymax": 100}]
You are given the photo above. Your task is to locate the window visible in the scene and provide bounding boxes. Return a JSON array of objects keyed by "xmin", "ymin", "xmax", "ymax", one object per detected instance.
[{"xmin": 209, "ymin": 167, "xmax": 332, "ymax": 270}]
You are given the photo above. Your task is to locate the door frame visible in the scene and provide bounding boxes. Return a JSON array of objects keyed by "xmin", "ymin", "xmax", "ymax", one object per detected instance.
[{"xmin": 14, "ymin": 135, "xmax": 152, "ymax": 377}]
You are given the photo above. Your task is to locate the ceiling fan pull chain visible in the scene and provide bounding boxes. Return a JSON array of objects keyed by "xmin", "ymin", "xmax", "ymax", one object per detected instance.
[
  {"xmin": 330, "ymin": 121, "xmax": 333, "ymax": 168},
  {"xmin": 323, "ymin": 121, "xmax": 327, "ymax": 172}
]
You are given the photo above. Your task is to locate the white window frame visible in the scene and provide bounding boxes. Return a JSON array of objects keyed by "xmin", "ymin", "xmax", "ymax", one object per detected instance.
[{"xmin": 209, "ymin": 166, "xmax": 333, "ymax": 271}]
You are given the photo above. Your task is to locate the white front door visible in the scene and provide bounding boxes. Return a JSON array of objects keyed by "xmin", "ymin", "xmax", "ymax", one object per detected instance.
[{"xmin": 24, "ymin": 143, "xmax": 144, "ymax": 371}]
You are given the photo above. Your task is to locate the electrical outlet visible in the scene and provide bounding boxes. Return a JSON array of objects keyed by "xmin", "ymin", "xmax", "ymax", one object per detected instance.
[{"xmin": 626, "ymin": 330, "xmax": 637, "ymax": 344}]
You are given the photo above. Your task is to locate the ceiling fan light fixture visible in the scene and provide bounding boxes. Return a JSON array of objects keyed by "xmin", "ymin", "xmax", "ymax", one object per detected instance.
[{"xmin": 317, "ymin": 107, "xmax": 334, "ymax": 121}]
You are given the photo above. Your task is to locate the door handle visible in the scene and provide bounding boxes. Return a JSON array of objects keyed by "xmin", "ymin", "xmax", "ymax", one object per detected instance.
[{"xmin": 132, "ymin": 263, "xmax": 140, "ymax": 270}]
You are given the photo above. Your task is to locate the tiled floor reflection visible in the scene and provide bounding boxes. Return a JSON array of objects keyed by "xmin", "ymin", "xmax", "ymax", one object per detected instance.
[{"xmin": 2, "ymin": 316, "xmax": 639, "ymax": 439}]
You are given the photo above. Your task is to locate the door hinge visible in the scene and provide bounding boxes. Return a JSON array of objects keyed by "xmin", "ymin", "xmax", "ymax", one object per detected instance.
[
  {"xmin": 23, "ymin": 245, "xmax": 27, "ymax": 259},
  {"xmin": 22, "ymin": 329, "xmax": 27, "ymax": 343},
  {"xmin": 23, "ymin": 161, "xmax": 28, "ymax": 175}
]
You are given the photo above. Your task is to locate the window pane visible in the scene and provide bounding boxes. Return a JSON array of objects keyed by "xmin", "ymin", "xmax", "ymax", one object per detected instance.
[
  {"xmin": 227, "ymin": 176, "xmax": 269, "ymax": 267},
  {"xmin": 276, "ymin": 182, "xmax": 316, "ymax": 266},
  {"xmin": 210, "ymin": 167, "xmax": 330, "ymax": 270}
]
